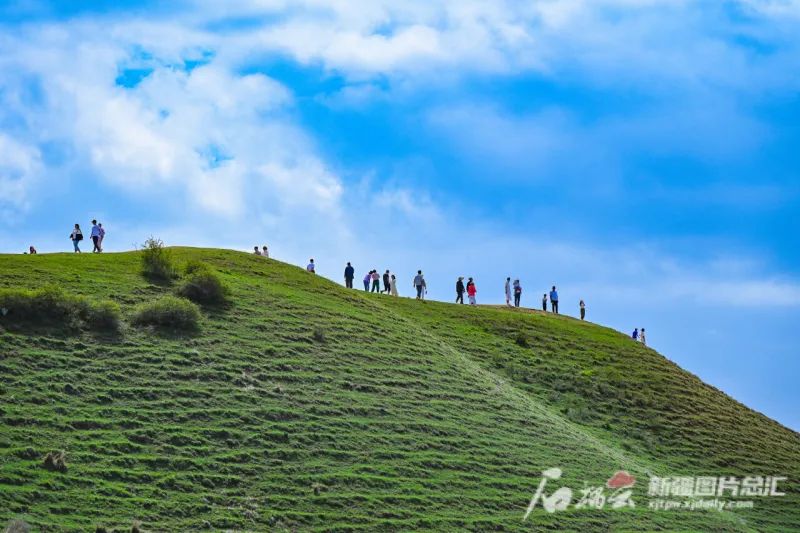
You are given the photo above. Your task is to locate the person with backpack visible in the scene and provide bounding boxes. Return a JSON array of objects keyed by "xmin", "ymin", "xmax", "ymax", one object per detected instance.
[
  {"xmin": 363, "ymin": 271, "xmax": 371, "ymax": 291},
  {"xmin": 455, "ymin": 277, "xmax": 465, "ymax": 304},
  {"xmin": 383, "ymin": 270, "xmax": 391, "ymax": 293},
  {"xmin": 513, "ymin": 279, "xmax": 522, "ymax": 307},
  {"xmin": 413, "ymin": 271, "xmax": 426, "ymax": 300},
  {"xmin": 579, "ymin": 300, "xmax": 586, "ymax": 320},
  {"xmin": 371, "ymin": 270, "xmax": 381, "ymax": 293},
  {"xmin": 344, "ymin": 262, "xmax": 355, "ymax": 288},
  {"xmin": 307, "ymin": 259, "xmax": 315, "ymax": 273},
  {"xmin": 70, "ymin": 223, "xmax": 83, "ymax": 253},
  {"xmin": 90, "ymin": 220, "xmax": 102, "ymax": 253},
  {"xmin": 466, "ymin": 277, "xmax": 477, "ymax": 305},
  {"xmin": 505, "ymin": 277, "xmax": 512, "ymax": 307},
  {"xmin": 550, "ymin": 286, "xmax": 559, "ymax": 314}
]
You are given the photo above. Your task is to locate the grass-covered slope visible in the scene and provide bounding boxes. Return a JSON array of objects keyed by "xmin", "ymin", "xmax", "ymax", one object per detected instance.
[{"xmin": 0, "ymin": 248, "xmax": 797, "ymax": 532}]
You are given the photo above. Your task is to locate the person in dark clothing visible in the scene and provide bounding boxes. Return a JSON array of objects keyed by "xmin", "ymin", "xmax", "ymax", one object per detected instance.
[
  {"xmin": 542, "ymin": 293, "xmax": 547, "ymax": 312},
  {"xmin": 579, "ymin": 300, "xmax": 586, "ymax": 320},
  {"xmin": 383, "ymin": 270, "xmax": 391, "ymax": 293},
  {"xmin": 455, "ymin": 277, "xmax": 465, "ymax": 304},
  {"xmin": 344, "ymin": 262, "xmax": 355, "ymax": 289},
  {"xmin": 513, "ymin": 279, "xmax": 522, "ymax": 307}
]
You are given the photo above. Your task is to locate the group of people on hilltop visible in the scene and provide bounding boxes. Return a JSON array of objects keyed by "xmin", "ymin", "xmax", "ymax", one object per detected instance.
[
  {"xmin": 68, "ymin": 220, "xmax": 106, "ymax": 253},
  {"xmin": 344, "ymin": 265, "xmax": 401, "ymax": 296},
  {"xmin": 252, "ymin": 245, "xmax": 269, "ymax": 258}
]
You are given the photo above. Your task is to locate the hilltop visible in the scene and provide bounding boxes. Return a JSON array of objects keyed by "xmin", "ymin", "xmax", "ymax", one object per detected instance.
[{"xmin": 0, "ymin": 248, "xmax": 798, "ymax": 532}]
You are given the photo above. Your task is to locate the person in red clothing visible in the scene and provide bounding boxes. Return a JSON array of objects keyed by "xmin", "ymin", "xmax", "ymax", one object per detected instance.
[{"xmin": 466, "ymin": 277, "xmax": 477, "ymax": 305}]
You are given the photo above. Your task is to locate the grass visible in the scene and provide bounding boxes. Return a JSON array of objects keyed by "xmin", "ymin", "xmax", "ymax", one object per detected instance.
[{"xmin": 0, "ymin": 247, "xmax": 798, "ymax": 532}]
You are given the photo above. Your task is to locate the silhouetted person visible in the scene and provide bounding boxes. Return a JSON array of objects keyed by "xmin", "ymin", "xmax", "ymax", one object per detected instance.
[
  {"xmin": 542, "ymin": 293, "xmax": 547, "ymax": 311},
  {"xmin": 29, "ymin": 246, "xmax": 37, "ymax": 255},
  {"xmin": 455, "ymin": 277, "xmax": 465, "ymax": 304},
  {"xmin": 549, "ymin": 286, "xmax": 559, "ymax": 314},
  {"xmin": 253, "ymin": 246, "xmax": 262, "ymax": 256},
  {"xmin": 344, "ymin": 262, "xmax": 355, "ymax": 288},
  {"xmin": 579, "ymin": 300, "xmax": 586, "ymax": 320},
  {"xmin": 383, "ymin": 270, "xmax": 391, "ymax": 293}
]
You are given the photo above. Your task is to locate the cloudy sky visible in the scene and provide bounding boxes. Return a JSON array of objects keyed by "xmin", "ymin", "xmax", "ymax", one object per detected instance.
[{"xmin": 1, "ymin": 0, "xmax": 798, "ymax": 430}]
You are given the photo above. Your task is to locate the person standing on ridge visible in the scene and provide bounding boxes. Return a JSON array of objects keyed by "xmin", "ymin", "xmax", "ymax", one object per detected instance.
[
  {"xmin": 254, "ymin": 246, "xmax": 262, "ymax": 256},
  {"xmin": 542, "ymin": 293, "xmax": 547, "ymax": 312},
  {"xmin": 262, "ymin": 245, "xmax": 269, "ymax": 258},
  {"xmin": 383, "ymin": 270, "xmax": 391, "ymax": 293},
  {"xmin": 413, "ymin": 270, "xmax": 426, "ymax": 300},
  {"xmin": 344, "ymin": 262, "xmax": 355, "ymax": 289},
  {"xmin": 90, "ymin": 220, "xmax": 101, "ymax": 253},
  {"xmin": 550, "ymin": 286, "xmax": 559, "ymax": 314},
  {"xmin": 307, "ymin": 259, "xmax": 315, "ymax": 273},
  {"xmin": 579, "ymin": 300, "xmax": 586, "ymax": 320},
  {"xmin": 505, "ymin": 277, "xmax": 513, "ymax": 307},
  {"xmin": 70, "ymin": 223, "xmax": 83, "ymax": 253},
  {"xmin": 632, "ymin": 328, "xmax": 639, "ymax": 341},
  {"xmin": 371, "ymin": 270, "xmax": 381, "ymax": 293},
  {"xmin": 455, "ymin": 277, "xmax": 465, "ymax": 304},
  {"xmin": 514, "ymin": 279, "xmax": 522, "ymax": 307},
  {"xmin": 390, "ymin": 274, "xmax": 398, "ymax": 296},
  {"xmin": 640, "ymin": 328, "xmax": 647, "ymax": 346},
  {"xmin": 363, "ymin": 271, "xmax": 371, "ymax": 291},
  {"xmin": 98, "ymin": 223, "xmax": 106, "ymax": 252},
  {"xmin": 467, "ymin": 278, "xmax": 477, "ymax": 305},
  {"xmin": 29, "ymin": 246, "xmax": 37, "ymax": 254}
]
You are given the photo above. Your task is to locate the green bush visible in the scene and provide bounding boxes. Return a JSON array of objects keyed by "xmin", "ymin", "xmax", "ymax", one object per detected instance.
[
  {"xmin": 176, "ymin": 263, "xmax": 229, "ymax": 304},
  {"xmin": 0, "ymin": 286, "xmax": 120, "ymax": 332},
  {"xmin": 132, "ymin": 295, "xmax": 201, "ymax": 330},
  {"xmin": 84, "ymin": 300, "xmax": 121, "ymax": 330},
  {"xmin": 141, "ymin": 237, "xmax": 176, "ymax": 280}
]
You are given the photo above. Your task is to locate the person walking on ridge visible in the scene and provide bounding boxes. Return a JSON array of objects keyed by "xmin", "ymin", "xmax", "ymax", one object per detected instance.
[
  {"xmin": 70, "ymin": 223, "xmax": 83, "ymax": 253},
  {"xmin": 640, "ymin": 328, "xmax": 647, "ymax": 346},
  {"xmin": 90, "ymin": 220, "xmax": 101, "ymax": 253},
  {"xmin": 550, "ymin": 286, "xmax": 559, "ymax": 314},
  {"xmin": 254, "ymin": 246, "xmax": 262, "ymax": 256},
  {"xmin": 467, "ymin": 277, "xmax": 477, "ymax": 305},
  {"xmin": 390, "ymin": 274, "xmax": 398, "ymax": 296},
  {"xmin": 505, "ymin": 277, "xmax": 512, "ymax": 307},
  {"xmin": 307, "ymin": 259, "xmax": 315, "ymax": 273},
  {"xmin": 579, "ymin": 300, "xmax": 586, "ymax": 320},
  {"xmin": 383, "ymin": 270, "xmax": 391, "ymax": 293},
  {"xmin": 371, "ymin": 270, "xmax": 381, "ymax": 293},
  {"xmin": 542, "ymin": 293, "xmax": 547, "ymax": 312},
  {"xmin": 455, "ymin": 277, "xmax": 465, "ymax": 304},
  {"xmin": 632, "ymin": 328, "xmax": 639, "ymax": 341},
  {"xmin": 344, "ymin": 262, "xmax": 355, "ymax": 289},
  {"xmin": 98, "ymin": 223, "xmax": 106, "ymax": 252},
  {"xmin": 413, "ymin": 271, "xmax": 426, "ymax": 300},
  {"xmin": 363, "ymin": 271, "xmax": 371, "ymax": 291},
  {"xmin": 514, "ymin": 279, "xmax": 522, "ymax": 307},
  {"xmin": 262, "ymin": 245, "xmax": 269, "ymax": 258}
]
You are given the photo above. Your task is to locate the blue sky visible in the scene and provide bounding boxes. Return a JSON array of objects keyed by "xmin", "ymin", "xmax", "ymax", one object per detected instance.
[{"xmin": 1, "ymin": 0, "xmax": 799, "ymax": 430}]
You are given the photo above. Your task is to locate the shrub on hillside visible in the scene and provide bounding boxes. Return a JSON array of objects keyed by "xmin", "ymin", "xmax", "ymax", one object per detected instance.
[
  {"xmin": 176, "ymin": 262, "xmax": 229, "ymax": 304},
  {"xmin": 132, "ymin": 295, "xmax": 201, "ymax": 330},
  {"xmin": 42, "ymin": 450, "xmax": 67, "ymax": 473},
  {"xmin": 140, "ymin": 237, "xmax": 176, "ymax": 281},
  {"xmin": 0, "ymin": 286, "xmax": 120, "ymax": 332}
]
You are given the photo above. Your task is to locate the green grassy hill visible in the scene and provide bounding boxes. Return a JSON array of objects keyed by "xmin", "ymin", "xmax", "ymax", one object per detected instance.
[{"xmin": 1, "ymin": 248, "xmax": 798, "ymax": 532}]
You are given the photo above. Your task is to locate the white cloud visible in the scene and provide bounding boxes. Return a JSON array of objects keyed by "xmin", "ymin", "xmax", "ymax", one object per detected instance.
[{"xmin": 0, "ymin": 133, "xmax": 41, "ymax": 214}]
